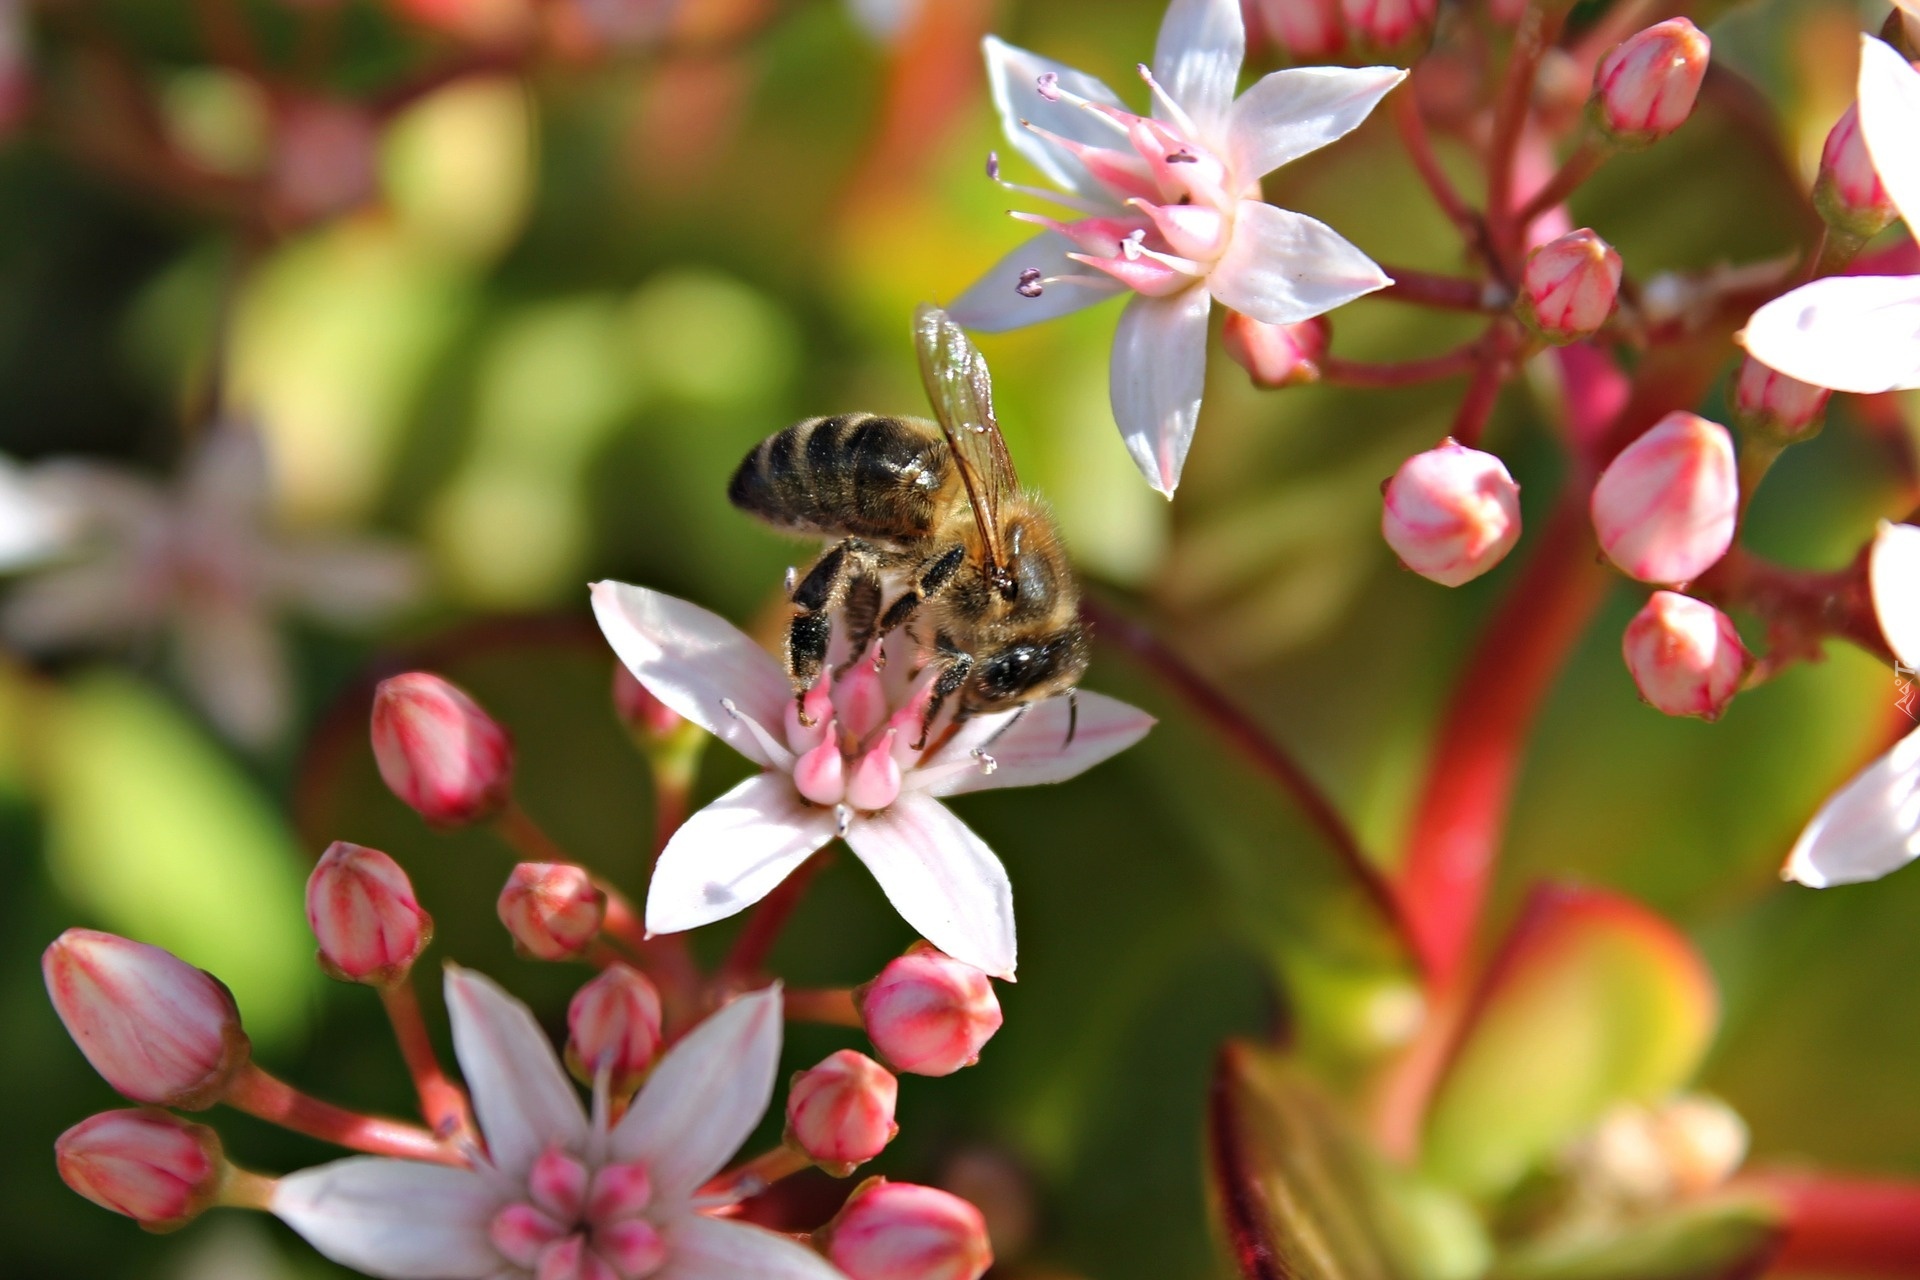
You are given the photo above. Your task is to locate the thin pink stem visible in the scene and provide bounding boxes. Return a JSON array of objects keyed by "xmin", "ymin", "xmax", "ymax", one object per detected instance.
[
  {"xmin": 783, "ymin": 987, "xmax": 863, "ymax": 1027},
  {"xmin": 1515, "ymin": 140, "xmax": 1605, "ymax": 228},
  {"xmin": 1748, "ymin": 1171, "xmax": 1920, "ymax": 1276},
  {"xmin": 1322, "ymin": 341, "xmax": 1485, "ymax": 389},
  {"xmin": 1486, "ymin": 2, "xmax": 1567, "ymax": 264},
  {"xmin": 1377, "ymin": 267, "xmax": 1498, "ymax": 313},
  {"xmin": 698, "ymin": 1146, "xmax": 812, "ymax": 1203},
  {"xmin": 224, "ymin": 1062, "xmax": 465, "ymax": 1166},
  {"xmin": 380, "ymin": 978, "xmax": 474, "ymax": 1141},
  {"xmin": 1393, "ymin": 88, "xmax": 1494, "ymax": 271}
]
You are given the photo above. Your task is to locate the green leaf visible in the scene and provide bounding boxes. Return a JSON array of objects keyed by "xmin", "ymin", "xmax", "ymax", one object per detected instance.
[
  {"xmin": 42, "ymin": 672, "xmax": 317, "ymax": 1049},
  {"xmin": 1490, "ymin": 1197, "xmax": 1782, "ymax": 1280},
  {"xmin": 1422, "ymin": 886, "xmax": 1718, "ymax": 1201}
]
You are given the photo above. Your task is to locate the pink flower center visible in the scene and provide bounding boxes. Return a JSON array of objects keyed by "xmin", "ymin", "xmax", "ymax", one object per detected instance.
[
  {"xmin": 786, "ymin": 661, "xmax": 932, "ymax": 814},
  {"xmin": 489, "ymin": 1148, "xmax": 667, "ymax": 1280}
]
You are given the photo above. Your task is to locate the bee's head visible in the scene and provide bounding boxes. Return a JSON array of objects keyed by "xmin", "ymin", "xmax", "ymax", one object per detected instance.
[{"xmin": 967, "ymin": 627, "xmax": 1090, "ymax": 712}]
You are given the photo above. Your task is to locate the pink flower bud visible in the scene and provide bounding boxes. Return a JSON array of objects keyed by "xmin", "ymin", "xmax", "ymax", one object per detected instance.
[
  {"xmin": 1814, "ymin": 104, "xmax": 1897, "ymax": 240},
  {"xmin": 827, "ymin": 1180, "xmax": 994, "ymax": 1280},
  {"xmin": 1731, "ymin": 357, "xmax": 1830, "ymax": 445},
  {"xmin": 1245, "ymin": 0, "xmax": 1345, "ymax": 61},
  {"xmin": 497, "ymin": 863, "xmax": 607, "ymax": 960},
  {"xmin": 565, "ymin": 963, "xmax": 663, "ymax": 1092},
  {"xmin": 371, "ymin": 673, "xmax": 514, "ymax": 826},
  {"xmin": 270, "ymin": 99, "xmax": 380, "ymax": 223},
  {"xmin": 1519, "ymin": 229, "xmax": 1622, "ymax": 344},
  {"xmin": 786, "ymin": 1050, "xmax": 900, "ymax": 1173},
  {"xmin": 1339, "ymin": 0, "xmax": 1435, "ymax": 49},
  {"xmin": 611, "ymin": 662, "xmax": 685, "ymax": 741},
  {"xmin": 1591, "ymin": 412, "xmax": 1738, "ymax": 584},
  {"xmin": 1221, "ymin": 311, "xmax": 1329, "ymax": 389},
  {"xmin": 42, "ymin": 930, "xmax": 250, "ymax": 1109},
  {"xmin": 305, "ymin": 842, "xmax": 433, "ymax": 986},
  {"xmin": 1381, "ymin": 441, "xmax": 1523, "ymax": 587},
  {"xmin": 1621, "ymin": 592, "xmax": 1751, "ymax": 720},
  {"xmin": 858, "ymin": 946, "xmax": 1003, "ymax": 1077},
  {"xmin": 1592, "ymin": 19, "xmax": 1710, "ymax": 147},
  {"xmin": 57, "ymin": 1109, "xmax": 225, "ymax": 1231}
]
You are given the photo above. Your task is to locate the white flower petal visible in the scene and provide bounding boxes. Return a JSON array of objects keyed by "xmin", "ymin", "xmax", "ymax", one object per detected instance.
[
  {"xmin": 948, "ymin": 231, "xmax": 1124, "ymax": 333},
  {"xmin": 1110, "ymin": 288, "xmax": 1212, "ymax": 496},
  {"xmin": 185, "ymin": 420, "xmax": 273, "ymax": 530},
  {"xmin": 646, "ymin": 772, "xmax": 838, "ymax": 936},
  {"xmin": 0, "ymin": 457, "xmax": 82, "ymax": 571},
  {"xmin": 915, "ymin": 691, "xmax": 1156, "ymax": 797},
  {"xmin": 1153, "ymin": 0, "xmax": 1246, "ymax": 136},
  {"xmin": 982, "ymin": 35, "xmax": 1131, "ymax": 202},
  {"xmin": 263, "ymin": 540, "xmax": 423, "ymax": 625},
  {"xmin": 1859, "ymin": 36, "xmax": 1920, "ymax": 231},
  {"xmin": 1209, "ymin": 200, "xmax": 1392, "ymax": 326},
  {"xmin": 444, "ymin": 966, "xmax": 588, "ymax": 1182},
  {"xmin": 610, "ymin": 986, "xmax": 784, "ymax": 1198},
  {"xmin": 0, "ymin": 558, "xmax": 147, "ymax": 649},
  {"xmin": 659, "ymin": 1214, "xmax": 847, "ymax": 1280},
  {"xmin": 1226, "ymin": 66, "xmax": 1406, "ymax": 181},
  {"xmin": 271, "ymin": 1158, "xmax": 502, "ymax": 1279},
  {"xmin": 845, "ymin": 794, "xmax": 1016, "ymax": 979},
  {"xmin": 1874, "ymin": 521, "xmax": 1920, "ymax": 670},
  {"xmin": 172, "ymin": 595, "xmax": 291, "ymax": 747},
  {"xmin": 1739, "ymin": 275, "xmax": 1920, "ymax": 394},
  {"xmin": 590, "ymin": 581, "xmax": 795, "ymax": 769},
  {"xmin": 1785, "ymin": 725, "xmax": 1920, "ymax": 887}
]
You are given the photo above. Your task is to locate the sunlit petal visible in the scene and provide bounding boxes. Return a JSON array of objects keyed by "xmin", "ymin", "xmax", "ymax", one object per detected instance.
[
  {"xmin": 1873, "ymin": 521, "xmax": 1920, "ymax": 670},
  {"xmin": 445, "ymin": 966, "xmax": 588, "ymax": 1182},
  {"xmin": 1785, "ymin": 726, "xmax": 1920, "ymax": 887},
  {"xmin": 1739, "ymin": 275, "xmax": 1920, "ymax": 394},
  {"xmin": 1226, "ymin": 66, "xmax": 1406, "ymax": 180},
  {"xmin": 948, "ymin": 232, "xmax": 1123, "ymax": 333},
  {"xmin": 1858, "ymin": 35, "xmax": 1920, "ymax": 231},
  {"xmin": 658, "ymin": 1213, "xmax": 847, "ymax": 1280},
  {"xmin": 272, "ymin": 1158, "xmax": 502, "ymax": 1280},
  {"xmin": 982, "ymin": 35, "xmax": 1131, "ymax": 201},
  {"xmin": 1208, "ymin": 201, "xmax": 1392, "ymax": 326},
  {"xmin": 914, "ymin": 691, "xmax": 1156, "ymax": 798},
  {"xmin": 845, "ymin": 795, "xmax": 1016, "ymax": 979},
  {"xmin": 1153, "ymin": 0, "xmax": 1246, "ymax": 135},
  {"xmin": 645, "ymin": 773, "xmax": 837, "ymax": 937},
  {"xmin": 1110, "ymin": 288, "xmax": 1212, "ymax": 496}
]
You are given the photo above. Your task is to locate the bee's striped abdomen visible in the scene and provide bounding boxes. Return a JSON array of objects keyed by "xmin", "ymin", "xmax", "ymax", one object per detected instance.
[{"xmin": 728, "ymin": 414, "xmax": 950, "ymax": 543}]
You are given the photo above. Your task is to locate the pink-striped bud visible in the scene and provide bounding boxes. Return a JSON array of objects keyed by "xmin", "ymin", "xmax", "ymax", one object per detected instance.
[
  {"xmin": 1621, "ymin": 592, "xmax": 1751, "ymax": 720},
  {"xmin": 565, "ymin": 963, "xmax": 663, "ymax": 1092},
  {"xmin": 306, "ymin": 842, "xmax": 433, "ymax": 986},
  {"xmin": 57, "ymin": 1109, "xmax": 225, "ymax": 1231},
  {"xmin": 1731, "ymin": 357, "xmax": 1830, "ymax": 446},
  {"xmin": 1221, "ymin": 311, "xmax": 1329, "ymax": 389},
  {"xmin": 786, "ymin": 1050, "xmax": 900, "ymax": 1174},
  {"xmin": 1519, "ymin": 229, "xmax": 1622, "ymax": 344},
  {"xmin": 858, "ymin": 946, "xmax": 1003, "ymax": 1077},
  {"xmin": 1592, "ymin": 19, "xmax": 1710, "ymax": 148},
  {"xmin": 43, "ymin": 931, "xmax": 250, "ymax": 1109},
  {"xmin": 1382, "ymin": 441, "xmax": 1523, "ymax": 587},
  {"xmin": 826, "ymin": 1180, "xmax": 994, "ymax": 1280},
  {"xmin": 498, "ymin": 863, "xmax": 607, "ymax": 960},
  {"xmin": 371, "ymin": 673, "xmax": 514, "ymax": 827},
  {"xmin": 1813, "ymin": 104, "xmax": 1897, "ymax": 241},
  {"xmin": 1339, "ymin": 0, "xmax": 1435, "ymax": 48},
  {"xmin": 1245, "ymin": 0, "xmax": 1345, "ymax": 60},
  {"xmin": 1591, "ymin": 412, "xmax": 1738, "ymax": 584},
  {"xmin": 611, "ymin": 662, "xmax": 685, "ymax": 742}
]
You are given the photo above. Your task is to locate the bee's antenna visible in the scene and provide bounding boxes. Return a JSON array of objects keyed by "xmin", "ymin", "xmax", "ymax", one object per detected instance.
[{"xmin": 1064, "ymin": 688, "xmax": 1079, "ymax": 749}]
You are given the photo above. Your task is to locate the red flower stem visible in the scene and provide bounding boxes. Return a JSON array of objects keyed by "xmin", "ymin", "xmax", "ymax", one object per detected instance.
[
  {"xmin": 721, "ymin": 849, "xmax": 833, "ymax": 982},
  {"xmin": 1514, "ymin": 139, "xmax": 1605, "ymax": 228},
  {"xmin": 1377, "ymin": 267, "xmax": 1499, "ymax": 313},
  {"xmin": 1080, "ymin": 597, "xmax": 1409, "ymax": 947},
  {"xmin": 190, "ymin": 0, "xmax": 265, "ymax": 78},
  {"xmin": 1392, "ymin": 489, "xmax": 1614, "ymax": 994},
  {"xmin": 699, "ymin": 1146, "xmax": 813, "ymax": 1202},
  {"xmin": 224, "ymin": 1062, "xmax": 465, "ymax": 1166},
  {"xmin": 783, "ymin": 987, "xmax": 863, "ymax": 1027},
  {"xmin": 380, "ymin": 977, "xmax": 474, "ymax": 1141},
  {"xmin": 1448, "ymin": 347, "xmax": 1511, "ymax": 448},
  {"xmin": 1746, "ymin": 1171, "xmax": 1920, "ymax": 1275},
  {"xmin": 494, "ymin": 801, "xmax": 572, "ymax": 865},
  {"xmin": 1393, "ymin": 88, "xmax": 1495, "ymax": 272},
  {"xmin": 1486, "ymin": 1, "xmax": 1567, "ymax": 263},
  {"xmin": 1322, "ymin": 340, "xmax": 1486, "ymax": 388}
]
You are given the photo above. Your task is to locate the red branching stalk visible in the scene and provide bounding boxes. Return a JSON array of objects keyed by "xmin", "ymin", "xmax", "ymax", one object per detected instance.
[
  {"xmin": 1377, "ymin": 268, "xmax": 1499, "ymax": 313},
  {"xmin": 699, "ymin": 1146, "xmax": 812, "ymax": 1203},
  {"xmin": 1748, "ymin": 1172, "xmax": 1920, "ymax": 1276},
  {"xmin": 1393, "ymin": 88, "xmax": 1495, "ymax": 273},
  {"xmin": 224, "ymin": 1062, "xmax": 464, "ymax": 1166},
  {"xmin": 783, "ymin": 987, "xmax": 863, "ymax": 1027},
  {"xmin": 1486, "ymin": 2, "xmax": 1570, "ymax": 264},
  {"xmin": 1516, "ymin": 141, "xmax": 1605, "ymax": 229},
  {"xmin": 380, "ymin": 979, "xmax": 474, "ymax": 1142},
  {"xmin": 1321, "ymin": 342, "xmax": 1485, "ymax": 388}
]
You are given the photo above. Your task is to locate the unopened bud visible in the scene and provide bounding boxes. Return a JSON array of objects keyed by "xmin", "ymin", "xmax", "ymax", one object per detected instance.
[
  {"xmin": 1814, "ymin": 104, "xmax": 1897, "ymax": 241},
  {"xmin": 1519, "ymin": 229, "xmax": 1622, "ymax": 344},
  {"xmin": 498, "ymin": 863, "xmax": 606, "ymax": 960},
  {"xmin": 1731, "ymin": 357, "xmax": 1830, "ymax": 446},
  {"xmin": 612, "ymin": 662, "xmax": 685, "ymax": 742},
  {"xmin": 1246, "ymin": 0, "xmax": 1345, "ymax": 61},
  {"xmin": 565, "ymin": 963, "xmax": 663, "ymax": 1093},
  {"xmin": 371, "ymin": 673, "xmax": 514, "ymax": 827},
  {"xmin": 1567, "ymin": 1096, "xmax": 1748, "ymax": 1206},
  {"xmin": 858, "ymin": 945, "xmax": 1003, "ymax": 1077},
  {"xmin": 42, "ymin": 930, "xmax": 250, "ymax": 1109},
  {"xmin": 1339, "ymin": 0, "xmax": 1435, "ymax": 49},
  {"xmin": 306, "ymin": 842, "xmax": 432, "ymax": 986},
  {"xmin": 1592, "ymin": 19, "xmax": 1710, "ymax": 148},
  {"xmin": 57, "ymin": 1109, "xmax": 225, "ymax": 1231},
  {"xmin": 825, "ymin": 1180, "xmax": 994, "ymax": 1280},
  {"xmin": 1590, "ymin": 412, "xmax": 1738, "ymax": 583},
  {"xmin": 786, "ymin": 1050, "xmax": 900, "ymax": 1174},
  {"xmin": 1381, "ymin": 440, "xmax": 1523, "ymax": 587},
  {"xmin": 1621, "ymin": 592, "xmax": 1751, "ymax": 720},
  {"xmin": 1221, "ymin": 311, "xmax": 1328, "ymax": 388}
]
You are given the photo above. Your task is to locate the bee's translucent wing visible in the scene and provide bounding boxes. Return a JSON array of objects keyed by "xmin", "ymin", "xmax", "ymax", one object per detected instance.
[{"xmin": 914, "ymin": 304, "xmax": 1019, "ymax": 577}]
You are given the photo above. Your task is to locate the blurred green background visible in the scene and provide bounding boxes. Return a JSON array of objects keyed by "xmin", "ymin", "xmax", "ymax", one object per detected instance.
[{"xmin": 1, "ymin": 0, "xmax": 1917, "ymax": 1276}]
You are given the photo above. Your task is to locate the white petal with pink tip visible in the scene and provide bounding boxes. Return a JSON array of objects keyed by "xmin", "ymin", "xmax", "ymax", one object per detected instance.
[
  {"xmin": 644, "ymin": 774, "xmax": 838, "ymax": 937},
  {"xmin": 846, "ymin": 795, "xmax": 1017, "ymax": 980},
  {"xmin": 1785, "ymin": 726, "xmax": 1920, "ymax": 887}
]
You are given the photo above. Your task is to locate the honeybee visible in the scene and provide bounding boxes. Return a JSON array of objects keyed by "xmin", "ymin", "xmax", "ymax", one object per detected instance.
[{"xmin": 728, "ymin": 304, "xmax": 1088, "ymax": 746}]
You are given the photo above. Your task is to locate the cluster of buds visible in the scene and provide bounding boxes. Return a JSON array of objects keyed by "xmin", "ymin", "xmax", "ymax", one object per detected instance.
[
  {"xmin": 1242, "ymin": 0, "xmax": 1435, "ymax": 61},
  {"xmin": 1520, "ymin": 230, "xmax": 1623, "ymax": 346},
  {"xmin": 1223, "ymin": 311, "xmax": 1329, "ymax": 389},
  {"xmin": 1381, "ymin": 440, "xmax": 1523, "ymax": 588},
  {"xmin": 858, "ymin": 944, "xmax": 1006, "ymax": 1077},
  {"xmin": 1590, "ymin": 412, "xmax": 1738, "ymax": 586},
  {"xmin": 1590, "ymin": 19, "xmax": 1712, "ymax": 150},
  {"xmin": 498, "ymin": 861, "xmax": 608, "ymax": 960},
  {"xmin": 371, "ymin": 672, "xmax": 515, "ymax": 826}
]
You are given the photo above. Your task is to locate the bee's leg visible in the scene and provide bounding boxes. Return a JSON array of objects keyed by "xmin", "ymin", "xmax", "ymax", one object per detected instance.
[
  {"xmin": 787, "ymin": 540, "xmax": 874, "ymax": 720},
  {"xmin": 914, "ymin": 647, "xmax": 973, "ymax": 751},
  {"xmin": 1064, "ymin": 688, "xmax": 1079, "ymax": 749},
  {"xmin": 876, "ymin": 544, "xmax": 967, "ymax": 647},
  {"xmin": 834, "ymin": 574, "xmax": 884, "ymax": 674}
]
